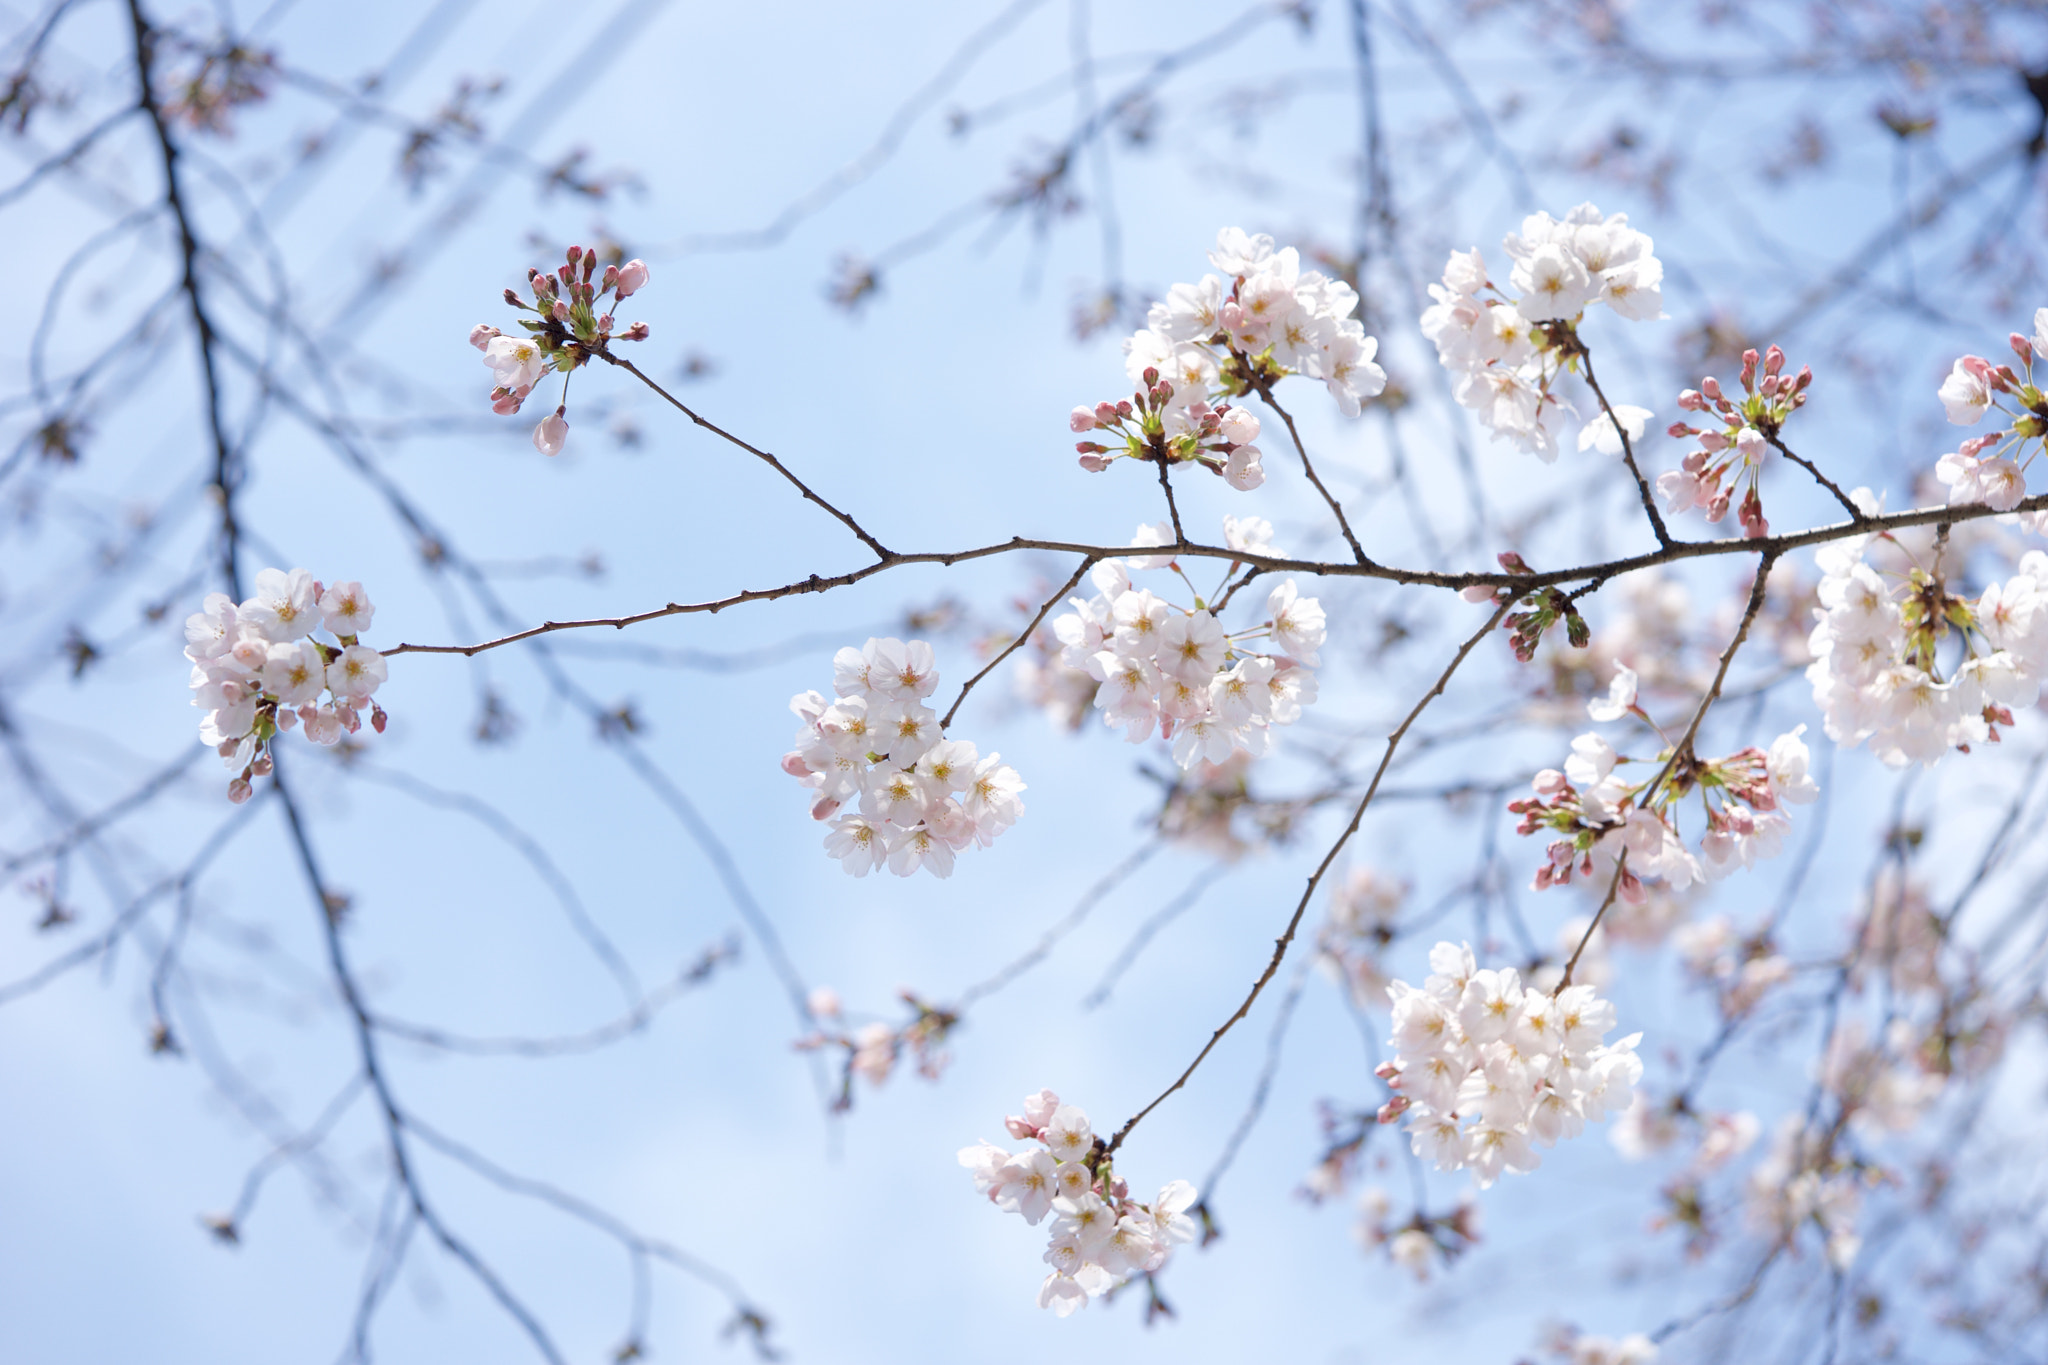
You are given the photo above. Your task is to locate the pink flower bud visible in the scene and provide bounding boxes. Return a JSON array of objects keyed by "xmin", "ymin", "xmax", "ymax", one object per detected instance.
[
  {"xmin": 1533, "ymin": 768, "xmax": 1567, "ymax": 796},
  {"xmin": 250, "ymin": 754, "xmax": 273, "ymax": 777},
  {"xmin": 620, "ymin": 322, "xmax": 650, "ymax": 342},
  {"xmin": 1374, "ymin": 1061, "xmax": 1400, "ymax": 1081},
  {"xmin": 1706, "ymin": 489, "xmax": 1732, "ymax": 522},
  {"xmin": 566, "ymin": 244, "xmax": 583, "ymax": 266},
  {"xmin": 1004, "ymin": 1116, "xmax": 1037, "ymax": 1140},
  {"xmin": 1618, "ymin": 869, "xmax": 1646, "ymax": 906},
  {"xmin": 227, "ymin": 777, "xmax": 253, "ymax": 804},
  {"xmin": 614, "ymin": 258, "xmax": 650, "ymax": 298},
  {"xmin": 1677, "ymin": 389, "xmax": 1706, "ymax": 412},
  {"xmin": 1070, "ymin": 406, "xmax": 1100, "ymax": 433},
  {"xmin": 370, "ymin": 704, "xmax": 387, "ymax": 735},
  {"xmin": 1763, "ymin": 344, "xmax": 1785, "ymax": 376},
  {"xmin": 1094, "ymin": 401, "xmax": 1119, "ymax": 425},
  {"xmin": 534, "ymin": 408, "xmax": 569, "ymax": 457},
  {"xmin": 1460, "ymin": 584, "xmax": 1496, "ymax": 602},
  {"xmin": 469, "ymin": 323, "xmax": 500, "ymax": 350},
  {"xmin": 275, "ymin": 707, "xmax": 298, "ymax": 732},
  {"xmin": 1699, "ymin": 376, "xmax": 1723, "ymax": 402},
  {"xmin": 492, "ymin": 384, "xmax": 530, "ymax": 416},
  {"xmin": 808, "ymin": 794, "xmax": 840, "ymax": 822},
  {"xmin": 1759, "ymin": 373, "xmax": 1779, "ymax": 397},
  {"xmin": 1077, "ymin": 453, "xmax": 1110, "ymax": 473},
  {"xmin": 551, "ymin": 299, "xmax": 571, "ymax": 321},
  {"xmin": 1377, "ymin": 1096, "xmax": 1410, "ymax": 1124},
  {"xmin": 781, "ymin": 751, "xmax": 814, "ymax": 778},
  {"xmin": 596, "ymin": 313, "xmax": 614, "ymax": 333},
  {"xmin": 2012, "ymin": 332, "xmax": 2034, "ymax": 364}
]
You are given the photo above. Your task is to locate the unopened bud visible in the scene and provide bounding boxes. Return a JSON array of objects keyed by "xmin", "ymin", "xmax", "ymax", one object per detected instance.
[
  {"xmin": 620, "ymin": 322, "xmax": 650, "ymax": 342},
  {"xmin": 1374, "ymin": 1060, "xmax": 1400, "ymax": 1081},
  {"xmin": 1376, "ymin": 1096, "xmax": 1411, "ymax": 1125},
  {"xmin": 1142, "ymin": 367, "xmax": 1160, "ymax": 387},
  {"xmin": 1077, "ymin": 453, "xmax": 1110, "ymax": 472},
  {"xmin": 227, "ymin": 777, "xmax": 253, "ymax": 804},
  {"xmin": 1070, "ymin": 406, "xmax": 1100, "ymax": 434},
  {"xmin": 2012, "ymin": 332, "xmax": 2035, "ymax": 365},
  {"xmin": 370, "ymin": 704, "xmax": 387, "ymax": 735},
  {"xmin": 1677, "ymin": 388, "xmax": 1706, "ymax": 412},
  {"xmin": 566, "ymin": 244, "xmax": 583, "ymax": 266},
  {"xmin": 1763, "ymin": 344, "xmax": 1785, "ymax": 376},
  {"xmin": 250, "ymin": 754, "xmax": 273, "ymax": 777},
  {"xmin": 1700, "ymin": 375, "xmax": 1723, "ymax": 401},
  {"xmin": 552, "ymin": 299, "xmax": 570, "ymax": 321}
]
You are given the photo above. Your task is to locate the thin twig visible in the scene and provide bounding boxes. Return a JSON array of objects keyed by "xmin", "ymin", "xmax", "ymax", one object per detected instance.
[
  {"xmin": 1102, "ymin": 596, "xmax": 1513, "ymax": 1158},
  {"xmin": 601, "ymin": 353, "xmax": 892, "ymax": 559},
  {"xmin": 941, "ymin": 554, "xmax": 1096, "ymax": 728}
]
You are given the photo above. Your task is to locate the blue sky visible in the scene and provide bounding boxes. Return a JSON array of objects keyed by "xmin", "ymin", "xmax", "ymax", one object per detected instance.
[{"xmin": 3, "ymin": 1, "xmax": 2046, "ymax": 1362}]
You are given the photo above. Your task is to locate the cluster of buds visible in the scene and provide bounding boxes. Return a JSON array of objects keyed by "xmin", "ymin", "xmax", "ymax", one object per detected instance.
[
  {"xmin": 1510, "ymin": 665, "xmax": 1819, "ymax": 897},
  {"xmin": 1934, "ymin": 309, "xmax": 2048, "ymax": 516},
  {"xmin": 1070, "ymin": 375, "xmax": 1266, "ymax": 489},
  {"xmin": 958, "ymin": 1091, "xmax": 1199, "ymax": 1317},
  {"xmin": 471, "ymin": 245, "xmax": 651, "ymax": 456},
  {"xmin": 184, "ymin": 569, "xmax": 389, "ymax": 803},
  {"xmin": 1461, "ymin": 552, "xmax": 1589, "ymax": 661},
  {"xmin": 795, "ymin": 988, "xmax": 959, "ymax": 1110},
  {"xmin": 1657, "ymin": 345, "xmax": 1813, "ymax": 537}
]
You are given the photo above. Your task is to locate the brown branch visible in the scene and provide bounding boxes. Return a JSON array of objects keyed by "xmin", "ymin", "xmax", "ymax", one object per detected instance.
[
  {"xmin": 1558, "ymin": 551, "xmax": 1782, "ymax": 986},
  {"xmin": 1578, "ymin": 346, "xmax": 1673, "ymax": 550},
  {"xmin": 1254, "ymin": 379, "xmax": 1373, "ymax": 566},
  {"xmin": 599, "ymin": 352, "xmax": 892, "ymax": 559},
  {"xmin": 1764, "ymin": 430, "xmax": 1865, "ymax": 522},
  {"xmin": 380, "ymin": 489, "xmax": 2048, "ymax": 661},
  {"xmin": 127, "ymin": 0, "xmax": 242, "ymax": 596},
  {"xmin": 1101, "ymin": 595, "xmax": 1514, "ymax": 1158},
  {"xmin": 940, "ymin": 553, "xmax": 1096, "ymax": 728}
]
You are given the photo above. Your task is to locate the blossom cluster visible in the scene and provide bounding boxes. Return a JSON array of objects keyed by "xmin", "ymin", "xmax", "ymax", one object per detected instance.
[
  {"xmin": 1354, "ymin": 1185, "xmax": 1481, "ymax": 1282},
  {"xmin": 1378, "ymin": 942, "xmax": 1642, "ymax": 1187},
  {"xmin": 472, "ymin": 245, "xmax": 651, "ymax": 456},
  {"xmin": 1658, "ymin": 344, "xmax": 1813, "ymax": 535},
  {"xmin": 1510, "ymin": 663, "xmax": 1819, "ymax": 897},
  {"xmin": 1044, "ymin": 519, "xmax": 1323, "ymax": 768},
  {"xmin": 781, "ymin": 637, "xmax": 1024, "ymax": 878},
  {"xmin": 1934, "ymin": 309, "xmax": 2048, "ymax": 516},
  {"xmin": 1806, "ymin": 527, "xmax": 2048, "ymax": 766},
  {"xmin": 1316, "ymin": 865, "xmax": 1407, "ymax": 1006},
  {"xmin": 1421, "ymin": 203, "xmax": 1664, "ymax": 460},
  {"xmin": 796, "ymin": 987, "xmax": 957, "ymax": 1109},
  {"xmin": 958, "ymin": 1092, "xmax": 1199, "ymax": 1316},
  {"xmin": 185, "ymin": 569, "xmax": 388, "ymax": 802},
  {"xmin": 1071, "ymin": 227, "xmax": 1387, "ymax": 486}
]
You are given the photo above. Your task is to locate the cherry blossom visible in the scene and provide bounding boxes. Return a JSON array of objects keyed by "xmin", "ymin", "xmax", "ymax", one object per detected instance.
[
  {"xmin": 1378, "ymin": 942, "xmax": 1641, "ymax": 1189},
  {"xmin": 185, "ymin": 569, "xmax": 391, "ymax": 801},
  {"xmin": 1071, "ymin": 228, "xmax": 1386, "ymax": 487},
  {"xmin": 959, "ymin": 1092, "xmax": 1197, "ymax": 1315},
  {"xmin": 782, "ymin": 638, "xmax": 1024, "ymax": 877}
]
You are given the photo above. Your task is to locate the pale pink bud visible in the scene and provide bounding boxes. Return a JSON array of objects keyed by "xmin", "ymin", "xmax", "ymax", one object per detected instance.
[
  {"xmin": 1077, "ymin": 453, "xmax": 1110, "ymax": 473},
  {"xmin": 551, "ymin": 299, "xmax": 571, "ymax": 321},
  {"xmin": 1532, "ymin": 768, "xmax": 1567, "ymax": 796},
  {"xmin": 1618, "ymin": 869, "xmax": 1646, "ymax": 905},
  {"xmin": 469, "ymin": 323, "xmax": 500, "ymax": 350},
  {"xmin": 274, "ymin": 707, "xmax": 298, "ymax": 732},
  {"xmin": 492, "ymin": 384, "xmax": 530, "ymax": 416},
  {"xmin": 227, "ymin": 777, "xmax": 253, "ymax": 804},
  {"xmin": 1699, "ymin": 375, "xmax": 1723, "ymax": 402},
  {"xmin": 1763, "ymin": 344, "xmax": 1785, "ymax": 376},
  {"xmin": 780, "ymin": 751, "xmax": 814, "ymax": 778},
  {"xmin": 1004, "ymin": 1116, "xmax": 1037, "ymax": 1140},
  {"xmin": 2012, "ymin": 332, "xmax": 2034, "ymax": 364},
  {"xmin": 1706, "ymin": 489, "xmax": 1732, "ymax": 522},
  {"xmin": 1376, "ymin": 1095, "xmax": 1411, "ymax": 1124},
  {"xmin": 370, "ymin": 704, "xmax": 387, "ymax": 735},
  {"xmin": 1070, "ymin": 405, "xmax": 1100, "ymax": 433},
  {"xmin": 596, "ymin": 313, "xmax": 614, "ymax": 333},
  {"xmin": 1095, "ymin": 401, "xmax": 1120, "ymax": 425},
  {"xmin": 613, "ymin": 258, "xmax": 650, "ymax": 298},
  {"xmin": 1677, "ymin": 389, "xmax": 1706, "ymax": 412},
  {"xmin": 566, "ymin": 244, "xmax": 584, "ymax": 266},
  {"xmin": 250, "ymin": 754, "xmax": 273, "ymax": 777},
  {"xmin": 807, "ymin": 794, "xmax": 840, "ymax": 822},
  {"xmin": 620, "ymin": 322, "xmax": 650, "ymax": 342},
  {"xmin": 1460, "ymin": 584, "xmax": 1496, "ymax": 602},
  {"xmin": 534, "ymin": 408, "xmax": 569, "ymax": 457},
  {"xmin": 1373, "ymin": 1061, "xmax": 1400, "ymax": 1082}
]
